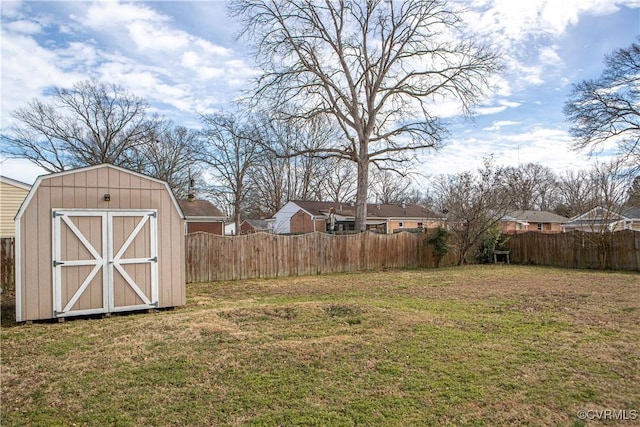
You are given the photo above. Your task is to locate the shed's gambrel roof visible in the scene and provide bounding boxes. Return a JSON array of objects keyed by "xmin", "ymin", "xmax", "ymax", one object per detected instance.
[{"xmin": 15, "ymin": 163, "xmax": 184, "ymax": 221}]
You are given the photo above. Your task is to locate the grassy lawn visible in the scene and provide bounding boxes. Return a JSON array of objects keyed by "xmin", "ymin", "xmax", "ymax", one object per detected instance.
[{"xmin": 1, "ymin": 265, "xmax": 639, "ymax": 426}]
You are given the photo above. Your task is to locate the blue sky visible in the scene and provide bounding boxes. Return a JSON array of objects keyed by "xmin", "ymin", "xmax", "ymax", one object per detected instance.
[{"xmin": 1, "ymin": 0, "xmax": 639, "ymax": 185}]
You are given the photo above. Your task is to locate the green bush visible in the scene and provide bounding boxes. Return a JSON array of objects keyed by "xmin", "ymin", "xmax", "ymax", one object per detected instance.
[
  {"xmin": 425, "ymin": 226, "xmax": 451, "ymax": 267},
  {"xmin": 476, "ymin": 226, "xmax": 509, "ymax": 264}
]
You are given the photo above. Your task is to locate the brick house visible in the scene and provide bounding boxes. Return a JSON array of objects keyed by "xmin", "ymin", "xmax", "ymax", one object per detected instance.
[
  {"xmin": 500, "ymin": 210, "xmax": 569, "ymax": 234},
  {"xmin": 239, "ymin": 219, "xmax": 271, "ymax": 234},
  {"xmin": 178, "ymin": 198, "xmax": 226, "ymax": 235},
  {"xmin": 270, "ymin": 200, "xmax": 444, "ymax": 234}
]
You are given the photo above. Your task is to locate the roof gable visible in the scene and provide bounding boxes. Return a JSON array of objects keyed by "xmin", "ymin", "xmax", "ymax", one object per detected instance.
[
  {"xmin": 567, "ymin": 206, "xmax": 625, "ymax": 223},
  {"xmin": 622, "ymin": 206, "xmax": 640, "ymax": 219},
  {"xmin": 243, "ymin": 219, "xmax": 270, "ymax": 229}
]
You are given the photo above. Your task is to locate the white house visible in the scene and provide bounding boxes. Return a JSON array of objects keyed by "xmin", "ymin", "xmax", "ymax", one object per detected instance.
[{"xmin": 562, "ymin": 206, "xmax": 640, "ymax": 232}]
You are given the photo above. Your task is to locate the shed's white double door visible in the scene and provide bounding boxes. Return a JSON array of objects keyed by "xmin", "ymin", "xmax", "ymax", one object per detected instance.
[{"xmin": 52, "ymin": 210, "xmax": 158, "ymax": 318}]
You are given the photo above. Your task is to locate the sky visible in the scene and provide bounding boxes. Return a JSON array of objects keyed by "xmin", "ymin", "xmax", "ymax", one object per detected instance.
[{"xmin": 1, "ymin": 0, "xmax": 639, "ymax": 185}]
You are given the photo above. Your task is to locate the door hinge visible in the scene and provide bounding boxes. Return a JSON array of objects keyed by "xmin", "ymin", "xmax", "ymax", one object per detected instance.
[
  {"xmin": 148, "ymin": 212, "xmax": 157, "ymax": 218},
  {"xmin": 53, "ymin": 260, "xmax": 65, "ymax": 267},
  {"xmin": 149, "ymin": 256, "xmax": 157, "ymax": 262},
  {"xmin": 52, "ymin": 211, "xmax": 64, "ymax": 218}
]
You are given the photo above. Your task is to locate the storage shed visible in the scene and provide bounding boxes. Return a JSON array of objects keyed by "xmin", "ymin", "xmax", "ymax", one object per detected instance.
[{"xmin": 15, "ymin": 164, "xmax": 186, "ymax": 322}]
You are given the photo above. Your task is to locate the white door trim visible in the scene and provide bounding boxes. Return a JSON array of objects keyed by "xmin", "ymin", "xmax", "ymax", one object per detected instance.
[{"xmin": 52, "ymin": 209, "xmax": 158, "ymax": 317}]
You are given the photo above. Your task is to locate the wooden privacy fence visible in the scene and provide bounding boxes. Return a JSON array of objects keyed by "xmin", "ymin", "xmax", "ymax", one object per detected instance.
[
  {"xmin": 1, "ymin": 237, "xmax": 15, "ymax": 292},
  {"xmin": 186, "ymin": 231, "xmax": 455, "ymax": 283},
  {"xmin": 507, "ymin": 230, "xmax": 640, "ymax": 271}
]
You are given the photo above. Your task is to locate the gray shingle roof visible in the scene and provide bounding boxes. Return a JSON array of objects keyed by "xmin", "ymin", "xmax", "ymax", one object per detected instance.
[
  {"xmin": 504, "ymin": 210, "xmax": 569, "ymax": 223},
  {"xmin": 178, "ymin": 199, "xmax": 226, "ymax": 218}
]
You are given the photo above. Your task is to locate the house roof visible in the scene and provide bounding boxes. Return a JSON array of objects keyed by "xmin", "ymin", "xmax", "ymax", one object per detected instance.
[
  {"xmin": 288, "ymin": 200, "xmax": 444, "ymax": 219},
  {"xmin": 566, "ymin": 206, "xmax": 624, "ymax": 224},
  {"xmin": 1, "ymin": 175, "xmax": 32, "ymax": 190},
  {"xmin": 178, "ymin": 199, "xmax": 226, "ymax": 219},
  {"xmin": 504, "ymin": 210, "xmax": 569, "ymax": 223},
  {"xmin": 622, "ymin": 206, "xmax": 640, "ymax": 219}
]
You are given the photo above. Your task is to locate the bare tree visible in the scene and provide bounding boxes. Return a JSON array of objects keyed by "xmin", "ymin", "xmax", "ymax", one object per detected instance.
[
  {"xmin": 580, "ymin": 160, "xmax": 632, "ymax": 268},
  {"xmin": 245, "ymin": 116, "xmax": 339, "ymax": 217},
  {"xmin": 564, "ymin": 39, "xmax": 640, "ymax": 176},
  {"xmin": 5, "ymin": 79, "xmax": 158, "ymax": 172},
  {"xmin": 200, "ymin": 112, "xmax": 262, "ymax": 228},
  {"xmin": 141, "ymin": 123, "xmax": 202, "ymax": 198},
  {"xmin": 504, "ymin": 163, "xmax": 559, "ymax": 211},
  {"xmin": 555, "ymin": 169, "xmax": 597, "ymax": 218},
  {"xmin": 370, "ymin": 169, "xmax": 415, "ymax": 205},
  {"xmin": 318, "ymin": 159, "xmax": 358, "ymax": 204},
  {"xmin": 626, "ymin": 176, "xmax": 640, "ymax": 207},
  {"xmin": 231, "ymin": 0, "xmax": 501, "ymax": 231},
  {"xmin": 432, "ymin": 160, "xmax": 514, "ymax": 265}
]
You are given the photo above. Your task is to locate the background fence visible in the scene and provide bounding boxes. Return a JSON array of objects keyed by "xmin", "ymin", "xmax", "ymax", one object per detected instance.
[
  {"xmin": 186, "ymin": 231, "xmax": 455, "ymax": 283},
  {"xmin": 1, "ymin": 238, "xmax": 15, "ymax": 292},
  {"xmin": 507, "ymin": 230, "xmax": 640, "ymax": 271},
  {"xmin": 3, "ymin": 231, "xmax": 637, "ymax": 289}
]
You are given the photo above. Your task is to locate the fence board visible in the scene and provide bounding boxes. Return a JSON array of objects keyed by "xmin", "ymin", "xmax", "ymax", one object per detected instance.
[{"xmin": 507, "ymin": 230, "xmax": 640, "ymax": 271}]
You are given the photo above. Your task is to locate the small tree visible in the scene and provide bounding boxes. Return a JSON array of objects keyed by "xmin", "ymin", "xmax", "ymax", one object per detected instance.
[
  {"xmin": 475, "ymin": 225, "xmax": 509, "ymax": 264},
  {"xmin": 432, "ymin": 159, "xmax": 514, "ymax": 265},
  {"xmin": 425, "ymin": 226, "xmax": 451, "ymax": 268},
  {"xmin": 582, "ymin": 160, "xmax": 630, "ymax": 269}
]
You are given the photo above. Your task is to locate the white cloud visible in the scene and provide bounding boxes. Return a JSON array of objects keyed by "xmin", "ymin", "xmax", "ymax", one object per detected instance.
[
  {"xmin": 128, "ymin": 21, "xmax": 190, "ymax": 52},
  {"xmin": 0, "ymin": 31, "xmax": 84, "ymax": 127},
  {"xmin": 4, "ymin": 19, "xmax": 42, "ymax": 34},
  {"xmin": 482, "ymin": 120, "xmax": 520, "ymax": 131},
  {"xmin": 79, "ymin": 1, "xmax": 168, "ymax": 30},
  {"xmin": 538, "ymin": 46, "xmax": 563, "ymax": 68},
  {"xmin": 419, "ymin": 125, "xmax": 594, "ymax": 177}
]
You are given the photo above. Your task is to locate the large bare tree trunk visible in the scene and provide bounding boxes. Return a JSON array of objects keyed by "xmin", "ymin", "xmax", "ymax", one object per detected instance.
[{"xmin": 355, "ymin": 154, "xmax": 369, "ymax": 232}]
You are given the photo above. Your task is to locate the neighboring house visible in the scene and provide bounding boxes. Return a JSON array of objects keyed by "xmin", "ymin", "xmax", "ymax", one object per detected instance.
[
  {"xmin": 500, "ymin": 210, "xmax": 569, "ymax": 234},
  {"xmin": 0, "ymin": 176, "xmax": 32, "ymax": 238},
  {"xmin": 270, "ymin": 200, "xmax": 444, "ymax": 234},
  {"xmin": 562, "ymin": 206, "xmax": 640, "ymax": 232},
  {"xmin": 240, "ymin": 219, "xmax": 272, "ymax": 234},
  {"xmin": 178, "ymin": 198, "xmax": 227, "ymax": 235}
]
